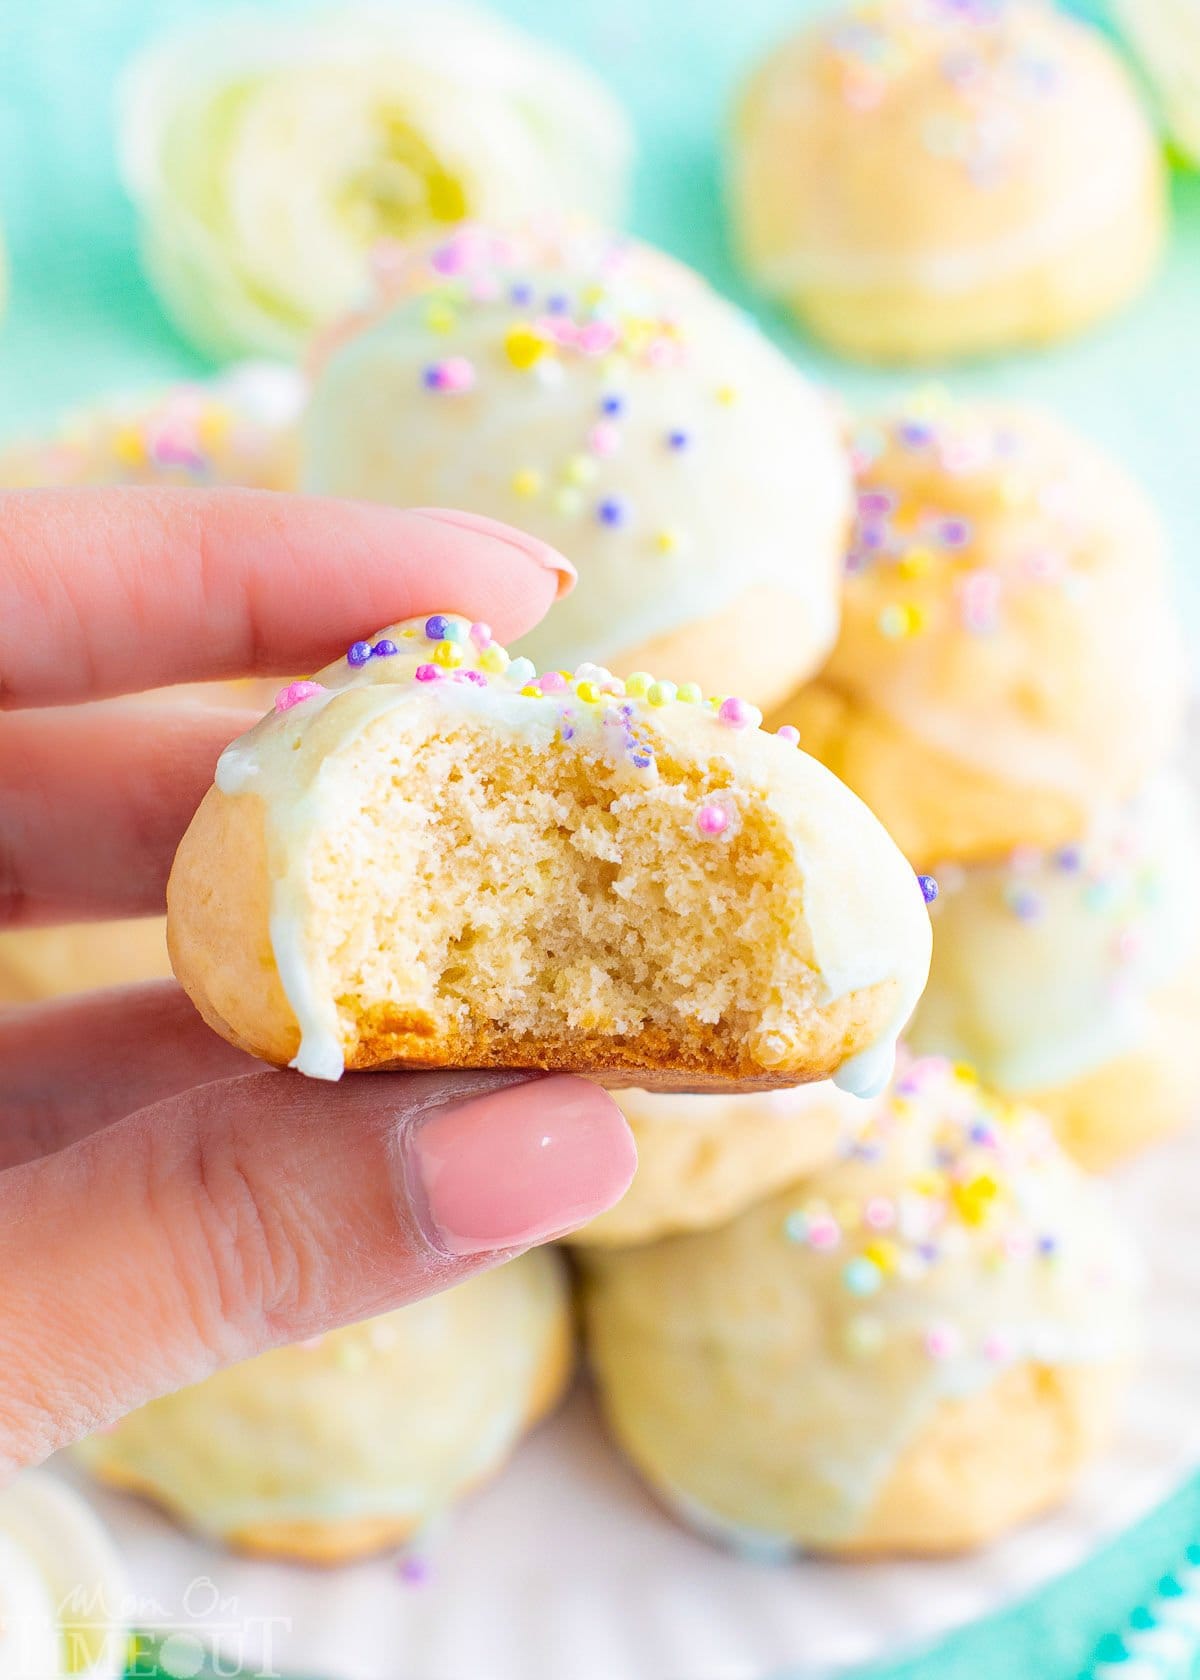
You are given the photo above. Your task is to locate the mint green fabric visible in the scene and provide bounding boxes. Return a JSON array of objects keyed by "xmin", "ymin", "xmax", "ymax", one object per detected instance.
[{"xmin": 2, "ymin": 4, "xmax": 1198, "ymax": 1675}]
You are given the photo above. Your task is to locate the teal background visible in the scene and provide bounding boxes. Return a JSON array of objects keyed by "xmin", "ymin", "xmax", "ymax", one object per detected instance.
[{"xmin": 1, "ymin": 2, "xmax": 1197, "ymax": 1675}]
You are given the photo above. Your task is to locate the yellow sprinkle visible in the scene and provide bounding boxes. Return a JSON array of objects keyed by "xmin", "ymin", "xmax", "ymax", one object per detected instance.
[
  {"xmin": 505, "ymin": 324, "xmax": 550, "ymax": 369},
  {"xmin": 625, "ymin": 671, "xmax": 653, "ymax": 698},
  {"xmin": 111, "ymin": 425, "xmax": 147, "ymax": 468},
  {"xmin": 576, "ymin": 680, "xmax": 602, "ymax": 703},
  {"xmin": 877, "ymin": 602, "xmax": 924, "ymax": 639},
  {"xmin": 654, "ymin": 528, "xmax": 682, "ymax": 555},
  {"xmin": 511, "ymin": 468, "xmax": 542, "ymax": 498},
  {"xmin": 554, "ymin": 487, "xmax": 583, "ymax": 517},
  {"xmin": 480, "ymin": 644, "xmax": 510, "ymax": 674},
  {"xmin": 897, "ymin": 547, "xmax": 933, "ymax": 579},
  {"xmin": 676, "ymin": 681, "xmax": 703, "ymax": 705},
  {"xmin": 647, "ymin": 680, "xmax": 676, "ymax": 706},
  {"xmin": 952, "ymin": 1175, "xmax": 1000, "ymax": 1226},
  {"xmin": 563, "ymin": 454, "xmax": 597, "ymax": 486},
  {"xmin": 197, "ymin": 405, "xmax": 232, "ymax": 451},
  {"xmin": 953, "ymin": 1061, "xmax": 978, "ymax": 1084},
  {"xmin": 862, "ymin": 1239, "xmax": 899, "ymax": 1276},
  {"xmin": 432, "ymin": 640, "xmax": 464, "ymax": 668},
  {"xmin": 715, "ymin": 385, "xmax": 738, "ymax": 406},
  {"xmin": 520, "ymin": 684, "xmax": 543, "ymax": 698},
  {"xmin": 910, "ymin": 1171, "xmax": 946, "ymax": 1199},
  {"xmin": 581, "ymin": 283, "xmax": 606, "ymax": 308},
  {"xmin": 425, "ymin": 300, "xmax": 457, "ymax": 334},
  {"xmin": 835, "ymin": 1198, "xmax": 862, "ymax": 1231},
  {"xmin": 401, "ymin": 627, "xmax": 418, "ymax": 638}
]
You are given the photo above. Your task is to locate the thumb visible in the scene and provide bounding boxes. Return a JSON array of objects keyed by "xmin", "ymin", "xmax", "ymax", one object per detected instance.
[{"xmin": 0, "ymin": 1070, "xmax": 634, "ymax": 1473}]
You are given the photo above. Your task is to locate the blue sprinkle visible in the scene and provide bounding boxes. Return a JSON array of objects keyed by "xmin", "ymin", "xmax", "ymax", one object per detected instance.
[
  {"xmin": 546, "ymin": 292, "xmax": 570, "ymax": 314},
  {"xmin": 601, "ymin": 394, "xmax": 626, "ymax": 416},
  {"xmin": 509, "ymin": 282, "xmax": 534, "ymax": 306},
  {"xmin": 596, "ymin": 496, "xmax": 629, "ymax": 528},
  {"xmin": 371, "ymin": 639, "xmax": 398, "ymax": 658},
  {"xmin": 1038, "ymin": 1234, "xmax": 1058, "ymax": 1257},
  {"xmin": 667, "ymin": 428, "xmax": 690, "ymax": 450},
  {"xmin": 347, "ymin": 641, "xmax": 372, "ymax": 667},
  {"xmin": 918, "ymin": 874, "xmax": 939, "ymax": 904},
  {"xmin": 424, "ymin": 614, "xmax": 451, "ymax": 642}
]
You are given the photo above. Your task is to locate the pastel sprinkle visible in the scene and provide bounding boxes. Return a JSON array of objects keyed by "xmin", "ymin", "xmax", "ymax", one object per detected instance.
[
  {"xmin": 625, "ymin": 672, "xmax": 653, "ymax": 698},
  {"xmin": 776, "ymin": 724, "xmax": 801, "ymax": 746},
  {"xmin": 676, "ymin": 681, "xmax": 703, "ymax": 705},
  {"xmin": 539, "ymin": 670, "xmax": 569, "ymax": 694},
  {"xmin": 432, "ymin": 640, "xmax": 464, "ymax": 668},
  {"xmin": 667, "ymin": 429, "xmax": 690, "ymax": 450},
  {"xmin": 479, "ymin": 644, "xmax": 510, "ymax": 675},
  {"xmin": 589, "ymin": 421, "xmax": 621, "ymax": 457},
  {"xmin": 423, "ymin": 356, "xmax": 475, "ymax": 394},
  {"xmin": 596, "ymin": 495, "xmax": 630, "ymax": 527},
  {"xmin": 469, "ymin": 622, "xmax": 493, "ymax": 648},
  {"xmin": 505, "ymin": 324, "xmax": 550, "ymax": 369},
  {"xmin": 696, "ymin": 801, "xmax": 730, "ymax": 837},
  {"xmin": 511, "ymin": 468, "xmax": 542, "ymax": 498},
  {"xmin": 718, "ymin": 696, "xmax": 762, "ymax": 730},
  {"xmin": 507, "ymin": 656, "xmax": 536, "ymax": 687},
  {"xmin": 274, "ymin": 680, "xmax": 326, "ymax": 712},
  {"xmin": 647, "ymin": 680, "xmax": 676, "ymax": 706}
]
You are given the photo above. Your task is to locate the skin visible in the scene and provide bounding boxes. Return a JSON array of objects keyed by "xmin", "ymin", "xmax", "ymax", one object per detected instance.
[{"xmin": 0, "ymin": 488, "xmax": 637, "ymax": 1477}]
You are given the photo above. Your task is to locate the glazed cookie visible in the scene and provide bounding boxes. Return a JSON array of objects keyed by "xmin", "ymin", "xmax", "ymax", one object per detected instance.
[
  {"xmin": 77, "ymin": 1250, "xmax": 570, "ymax": 1564},
  {"xmin": 909, "ymin": 773, "xmax": 1200, "ymax": 1169},
  {"xmin": 168, "ymin": 614, "xmax": 933, "ymax": 1092},
  {"xmin": 301, "ymin": 222, "xmax": 850, "ymax": 709},
  {"xmin": 569, "ymin": 1080, "xmax": 862, "ymax": 1247},
  {"xmin": 0, "ymin": 362, "xmax": 305, "ymax": 490},
  {"xmin": 730, "ymin": 0, "xmax": 1164, "ymax": 363},
  {"xmin": 583, "ymin": 1055, "xmax": 1139, "ymax": 1556},
  {"xmin": 770, "ymin": 398, "xmax": 1186, "ymax": 869}
]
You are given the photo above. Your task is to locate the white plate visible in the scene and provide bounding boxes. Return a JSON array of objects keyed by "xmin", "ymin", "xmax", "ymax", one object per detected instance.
[{"xmin": 60, "ymin": 1123, "xmax": 1200, "ymax": 1680}]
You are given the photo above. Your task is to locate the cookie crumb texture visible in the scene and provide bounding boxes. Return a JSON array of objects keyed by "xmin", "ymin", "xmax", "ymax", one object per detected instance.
[{"xmin": 169, "ymin": 616, "xmax": 930, "ymax": 1090}]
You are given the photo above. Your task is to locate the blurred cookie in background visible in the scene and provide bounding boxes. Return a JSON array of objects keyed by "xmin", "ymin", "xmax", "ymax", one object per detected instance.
[
  {"xmin": 770, "ymin": 395, "xmax": 1186, "ymax": 870},
  {"xmin": 568, "ymin": 1081, "xmax": 863, "ymax": 1248},
  {"xmin": 730, "ymin": 0, "xmax": 1164, "ymax": 363},
  {"xmin": 583, "ymin": 1055, "xmax": 1140, "ymax": 1556},
  {"xmin": 302, "ymin": 220, "xmax": 851, "ymax": 711},
  {"xmin": 77, "ymin": 1250, "xmax": 571, "ymax": 1564}
]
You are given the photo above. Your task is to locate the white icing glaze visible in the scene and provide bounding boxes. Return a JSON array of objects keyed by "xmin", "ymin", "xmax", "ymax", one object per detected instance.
[
  {"xmin": 300, "ymin": 224, "xmax": 849, "ymax": 686},
  {"xmin": 588, "ymin": 1055, "xmax": 1141, "ymax": 1546},
  {"xmin": 910, "ymin": 773, "xmax": 1200, "ymax": 1091},
  {"xmin": 214, "ymin": 615, "xmax": 932, "ymax": 1083}
]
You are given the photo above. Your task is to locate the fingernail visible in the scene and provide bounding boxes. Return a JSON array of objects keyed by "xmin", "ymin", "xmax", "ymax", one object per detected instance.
[
  {"xmin": 408, "ymin": 508, "xmax": 576, "ymax": 599},
  {"xmin": 400, "ymin": 1076, "xmax": 635, "ymax": 1256}
]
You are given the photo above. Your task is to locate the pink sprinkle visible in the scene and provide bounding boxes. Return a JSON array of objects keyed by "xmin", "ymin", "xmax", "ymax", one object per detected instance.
[
  {"xmin": 274, "ymin": 680, "xmax": 326, "ymax": 712},
  {"xmin": 807, "ymin": 1215, "xmax": 840, "ymax": 1251},
  {"xmin": 579, "ymin": 320, "xmax": 619, "ymax": 356},
  {"xmin": 461, "ymin": 669, "xmax": 487, "ymax": 686},
  {"xmin": 414, "ymin": 664, "xmax": 439, "ymax": 682},
  {"xmin": 431, "ymin": 356, "xmax": 476, "ymax": 393},
  {"xmin": 469, "ymin": 621, "xmax": 493, "ymax": 648},
  {"xmin": 983, "ymin": 1331, "xmax": 1014, "ymax": 1363},
  {"xmin": 776, "ymin": 724, "xmax": 801, "ymax": 747},
  {"xmin": 696, "ymin": 802, "xmax": 729, "ymax": 837},
  {"xmin": 469, "ymin": 275, "xmax": 500, "ymax": 302},
  {"xmin": 539, "ymin": 671, "xmax": 568, "ymax": 693},
  {"xmin": 924, "ymin": 1322, "xmax": 961, "ymax": 1360},
  {"xmin": 589, "ymin": 421, "xmax": 621, "ymax": 457},
  {"xmin": 864, "ymin": 1196, "xmax": 895, "ymax": 1231},
  {"xmin": 718, "ymin": 696, "xmax": 761, "ymax": 730}
]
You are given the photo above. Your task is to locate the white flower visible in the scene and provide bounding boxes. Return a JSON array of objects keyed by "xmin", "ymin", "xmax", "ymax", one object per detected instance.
[
  {"xmin": 120, "ymin": 3, "xmax": 634, "ymax": 359},
  {"xmin": 1113, "ymin": 0, "xmax": 1200, "ymax": 164}
]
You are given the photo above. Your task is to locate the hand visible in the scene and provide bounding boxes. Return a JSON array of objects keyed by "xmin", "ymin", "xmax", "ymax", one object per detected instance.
[{"xmin": 0, "ymin": 488, "xmax": 636, "ymax": 1475}]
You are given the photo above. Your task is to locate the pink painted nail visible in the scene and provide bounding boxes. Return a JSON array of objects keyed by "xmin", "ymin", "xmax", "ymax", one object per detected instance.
[
  {"xmin": 402, "ymin": 1076, "xmax": 635, "ymax": 1256},
  {"xmin": 407, "ymin": 508, "xmax": 576, "ymax": 598}
]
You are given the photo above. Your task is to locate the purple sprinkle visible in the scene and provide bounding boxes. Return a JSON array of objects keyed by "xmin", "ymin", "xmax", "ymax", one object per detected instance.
[
  {"xmin": 1055, "ymin": 844, "xmax": 1084, "ymax": 872},
  {"xmin": 561, "ymin": 724, "xmax": 575, "ymax": 741},
  {"xmin": 918, "ymin": 874, "xmax": 939, "ymax": 904},
  {"xmin": 347, "ymin": 641, "xmax": 372, "ymax": 667},
  {"xmin": 938, "ymin": 517, "xmax": 972, "ymax": 549},
  {"xmin": 414, "ymin": 664, "xmax": 438, "ymax": 682},
  {"xmin": 596, "ymin": 496, "xmax": 629, "ymax": 528},
  {"xmin": 857, "ymin": 489, "xmax": 896, "ymax": 517},
  {"xmin": 546, "ymin": 292, "xmax": 570, "ymax": 314},
  {"xmin": 602, "ymin": 394, "xmax": 626, "ymax": 416},
  {"xmin": 1038, "ymin": 1234, "xmax": 1058, "ymax": 1257},
  {"xmin": 898, "ymin": 419, "xmax": 934, "ymax": 448},
  {"xmin": 372, "ymin": 639, "xmax": 398, "ymax": 658},
  {"xmin": 631, "ymin": 752, "xmax": 653, "ymax": 768},
  {"xmin": 422, "ymin": 365, "xmax": 443, "ymax": 390},
  {"xmin": 509, "ymin": 282, "xmax": 534, "ymax": 306},
  {"xmin": 424, "ymin": 614, "xmax": 451, "ymax": 641},
  {"xmin": 398, "ymin": 1556, "xmax": 431, "ymax": 1585},
  {"xmin": 667, "ymin": 428, "xmax": 690, "ymax": 450}
]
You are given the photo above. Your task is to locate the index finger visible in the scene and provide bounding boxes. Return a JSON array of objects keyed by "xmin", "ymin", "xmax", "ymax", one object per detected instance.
[{"xmin": 0, "ymin": 489, "xmax": 574, "ymax": 708}]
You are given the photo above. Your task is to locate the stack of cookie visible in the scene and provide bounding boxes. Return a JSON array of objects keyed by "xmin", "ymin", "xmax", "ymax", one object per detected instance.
[{"xmin": 773, "ymin": 392, "xmax": 1198, "ymax": 1171}]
